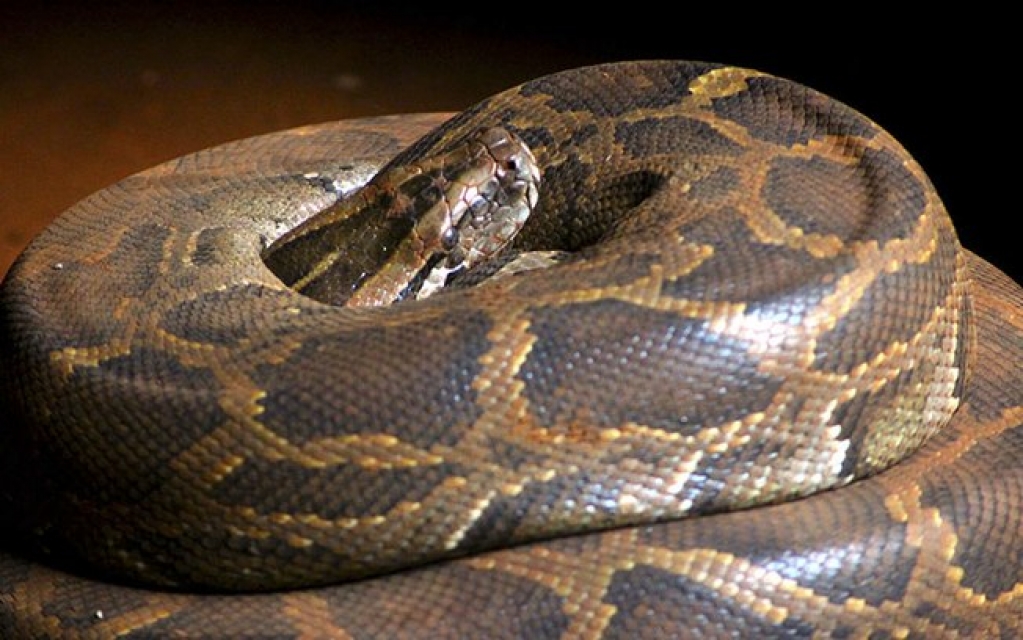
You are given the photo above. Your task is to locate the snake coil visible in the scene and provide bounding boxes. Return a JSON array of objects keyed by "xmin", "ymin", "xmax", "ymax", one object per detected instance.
[{"xmin": 0, "ymin": 61, "xmax": 1020, "ymax": 638}]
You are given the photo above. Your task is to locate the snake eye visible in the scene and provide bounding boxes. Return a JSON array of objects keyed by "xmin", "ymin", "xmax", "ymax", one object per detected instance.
[
  {"xmin": 440, "ymin": 227, "xmax": 460, "ymax": 251},
  {"xmin": 504, "ymin": 156, "xmax": 519, "ymax": 173}
]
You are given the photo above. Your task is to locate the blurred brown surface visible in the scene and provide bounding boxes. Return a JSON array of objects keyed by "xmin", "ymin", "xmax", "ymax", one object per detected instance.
[{"xmin": 1, "ymin": 4, "xmax": 1016, "ymax": 281}]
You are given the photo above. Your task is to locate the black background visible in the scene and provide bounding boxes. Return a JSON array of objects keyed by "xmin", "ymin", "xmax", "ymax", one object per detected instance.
[{"xmin": 2, "ymin": 3, "xmax": 1016, "ymax": 282}]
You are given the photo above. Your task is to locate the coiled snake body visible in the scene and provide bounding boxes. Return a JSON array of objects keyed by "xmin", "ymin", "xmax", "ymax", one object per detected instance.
[{"xmin": 0, "ymin": 61, "xmax": 1020, "ymax": 637}]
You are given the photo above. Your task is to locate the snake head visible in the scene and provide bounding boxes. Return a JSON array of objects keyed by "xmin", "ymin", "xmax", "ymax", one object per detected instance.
[
  {"xmin": 413, "ymin": 126, "xmax": 541, "ymax": 299},
  {"xmin": 261, "ymin": 126, "xmax": 540, "ymax": 307}
]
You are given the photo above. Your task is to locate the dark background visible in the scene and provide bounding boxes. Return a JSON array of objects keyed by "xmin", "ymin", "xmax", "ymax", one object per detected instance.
[{"xmin": 2, "ymin": 3, "xmax": 1016, "ymax": 281}]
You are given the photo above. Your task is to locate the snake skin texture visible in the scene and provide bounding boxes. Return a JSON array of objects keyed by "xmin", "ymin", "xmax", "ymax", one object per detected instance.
[{"xmin": 0, "ymin": 61, "xmax": 1020, "ymax": 638}]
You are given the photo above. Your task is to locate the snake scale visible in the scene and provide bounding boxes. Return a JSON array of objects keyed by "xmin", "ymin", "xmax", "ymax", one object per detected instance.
[{"xmin": 0, "ymin": 61, "xmax": 1020, "ymax": 638}]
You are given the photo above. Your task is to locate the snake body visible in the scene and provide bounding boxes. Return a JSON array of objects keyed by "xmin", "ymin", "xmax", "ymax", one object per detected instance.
[{"xmin": 0, "ymin": 61, "xmax": 1020, "ymax": 637}]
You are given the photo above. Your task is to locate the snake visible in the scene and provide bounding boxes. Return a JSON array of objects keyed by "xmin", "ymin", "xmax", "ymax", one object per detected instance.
[{"xmin": 0, "ymin": 60, "xmax": 1020, "ymax": 638}]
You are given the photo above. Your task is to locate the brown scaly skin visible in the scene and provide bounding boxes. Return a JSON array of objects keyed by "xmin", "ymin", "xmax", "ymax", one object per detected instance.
[{"xmin": 0, "ymin": 62, "xmax": 1019, "ymax": 638}]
